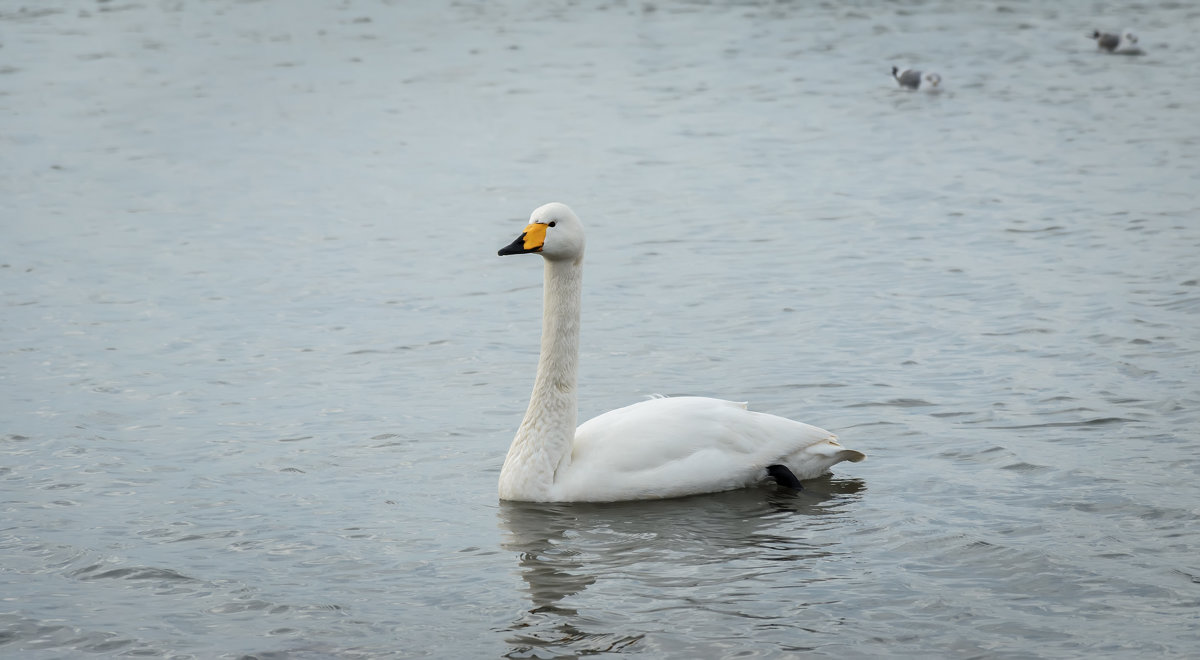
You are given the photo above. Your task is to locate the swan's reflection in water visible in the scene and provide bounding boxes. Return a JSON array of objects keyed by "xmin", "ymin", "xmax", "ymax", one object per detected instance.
[{"xmin": 496, "ymin": 478, "xmax": 865, "ymax": 658}]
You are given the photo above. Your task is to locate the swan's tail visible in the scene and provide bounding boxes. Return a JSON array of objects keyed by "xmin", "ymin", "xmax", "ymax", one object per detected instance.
[
  {"xmin": 783, "ymin": 439, "xmax": 865, "ymax": 480},
  {"xmin": 818, "ymin": 444, "xmax": 866, "ymax": 463}
]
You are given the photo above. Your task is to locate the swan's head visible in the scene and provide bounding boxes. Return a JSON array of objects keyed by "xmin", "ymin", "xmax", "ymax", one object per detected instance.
[{"xmin": 498, "ymin": 202, "xmax": 586, "ymax": 262}]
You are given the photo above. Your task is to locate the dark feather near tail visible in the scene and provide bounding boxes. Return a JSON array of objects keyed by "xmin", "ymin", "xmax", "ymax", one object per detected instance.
[{"xmin": 766, "ymin": 464, "xmax": 803, "ymax": 490}]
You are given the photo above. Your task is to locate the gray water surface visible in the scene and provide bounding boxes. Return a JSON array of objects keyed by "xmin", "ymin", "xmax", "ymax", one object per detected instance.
[{"xmin": 3, "ymin": 1, "xmax": 1199, "ymax": 658}]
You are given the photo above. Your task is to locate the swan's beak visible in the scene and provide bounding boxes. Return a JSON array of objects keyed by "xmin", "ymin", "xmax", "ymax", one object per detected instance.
[{"xmin": 498, "ymin": 223, "xmax": 546, "ymax": 256}]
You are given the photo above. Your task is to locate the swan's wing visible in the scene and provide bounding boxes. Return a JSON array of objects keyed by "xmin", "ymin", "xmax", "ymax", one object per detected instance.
[
  {"xmin": 555, "ymin": 396, "xmax": 852, "ymax": 501},
  {"xmin": 572, "ymin": 397, "xmax": 753, "ymax": 466}
]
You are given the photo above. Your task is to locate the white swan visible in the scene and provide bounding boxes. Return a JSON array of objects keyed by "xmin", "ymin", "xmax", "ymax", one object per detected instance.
[{"xmin": 496, "ymin": 202, "xmax": 865, "ymax": 502}]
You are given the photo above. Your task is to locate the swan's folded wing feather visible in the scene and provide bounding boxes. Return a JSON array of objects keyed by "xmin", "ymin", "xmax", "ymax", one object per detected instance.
[
  {"xmin": 571, "ymin": 397, "xmax": 761, "ymax": 466},
  {"xmin": 555, "ymin": 396, "xmax": 841, "ymax": 500}
]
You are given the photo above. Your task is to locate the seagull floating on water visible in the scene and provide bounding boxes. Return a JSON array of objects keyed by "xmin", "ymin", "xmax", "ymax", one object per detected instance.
[
  {"xmin": 1089, "ymin": 29, "xmax": 1142, "ymax": 54},
  {"xmin": 892, "ymin": 66, "xmax": 941, "ymax": 90}
]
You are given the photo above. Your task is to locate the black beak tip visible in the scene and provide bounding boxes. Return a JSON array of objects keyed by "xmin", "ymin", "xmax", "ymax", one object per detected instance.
[{"xmin": 498, "ymin": 235, "xmax": 528, "ymax": 256}]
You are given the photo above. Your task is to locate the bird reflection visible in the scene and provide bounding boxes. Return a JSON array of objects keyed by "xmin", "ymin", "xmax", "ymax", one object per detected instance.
[
  {"xmin": 501, "ymin": 502, "xmax": 597, "ymax": 614},
  {"xmin": 496, "ymin": 478, "xmax": 865, "ymax": 657}
]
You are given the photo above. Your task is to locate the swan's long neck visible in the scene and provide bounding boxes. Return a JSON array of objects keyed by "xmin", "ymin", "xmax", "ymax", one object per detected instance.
[{"xmin": 500, "ymin": 256, "xmax": 582, "ymax": 500}]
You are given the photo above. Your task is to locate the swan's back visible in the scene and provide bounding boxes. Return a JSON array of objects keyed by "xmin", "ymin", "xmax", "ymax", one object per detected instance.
[{"xmin": 551, "ymin": 397, "xmax": 864, "ymax": 501}]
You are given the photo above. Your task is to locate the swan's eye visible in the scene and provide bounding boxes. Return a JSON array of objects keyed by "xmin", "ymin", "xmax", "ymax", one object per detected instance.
[{"xmin": 548, "ymin": 221, "xmax": 557, "ymax": 228}]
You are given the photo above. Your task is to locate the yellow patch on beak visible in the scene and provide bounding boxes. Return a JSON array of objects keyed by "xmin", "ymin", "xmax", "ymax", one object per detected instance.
[{"xmin": 521, "ymin": 222, "xmax": 548, "ymax": 251}]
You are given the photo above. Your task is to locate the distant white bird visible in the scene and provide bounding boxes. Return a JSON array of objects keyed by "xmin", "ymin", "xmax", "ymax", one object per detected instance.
[
  {"xmin": 892, "ymin": 66, "xmax": 942, "ymax": 90},
  {"xmin": 1090, "ymin": 29, "xmax": 1142, "ymax": 54}
]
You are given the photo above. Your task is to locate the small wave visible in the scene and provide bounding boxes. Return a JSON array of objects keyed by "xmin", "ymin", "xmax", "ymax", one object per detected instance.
[
  {"xmin": 981, "ymin": 327, "xmax": 1054, "ymax": 336},
  {"xmin": 1004, "ymin": 225, "xmax": 1066, "ymax": 234},
  {"xmin": 71, "ymin": 565, "xmax": 196, "ymax": 582},
  {"xmin": 1001, "ymin": 461, "xmax": 1051, "ymax": 472},
  {"xmin": 848, "ymin": 398, "xmax": 937, "ymax": 408},
  {"xmin": 985, "ymin": 417, "xmax": 1134, "ymax": 430}
]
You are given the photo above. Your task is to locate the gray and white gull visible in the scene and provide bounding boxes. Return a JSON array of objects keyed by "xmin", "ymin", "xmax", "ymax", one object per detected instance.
[{"xmin": 892, "ymin": 66, "xmax": 942, "ymax": 90}]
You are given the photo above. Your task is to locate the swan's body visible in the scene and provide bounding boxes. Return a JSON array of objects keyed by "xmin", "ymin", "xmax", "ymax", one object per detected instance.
[{"xmin": 496, "ymin": 203, "xmax": 864, "ymax": 503}]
